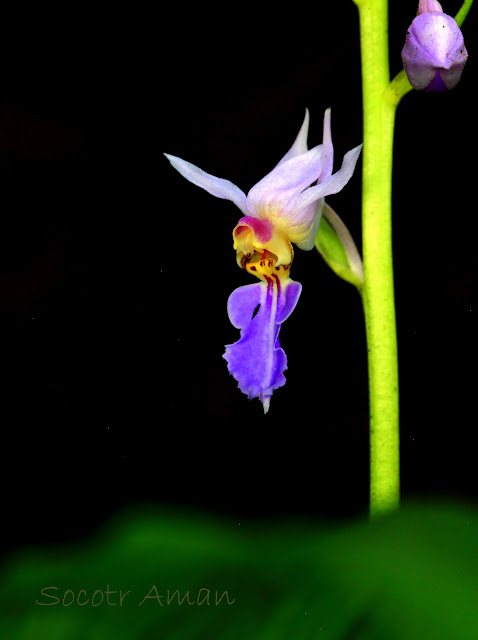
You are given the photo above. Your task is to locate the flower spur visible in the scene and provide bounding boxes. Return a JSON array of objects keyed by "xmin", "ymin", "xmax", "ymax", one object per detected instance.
[{"xmin": 165, "ymin": 109, "xmax": 362, "ymax": 412}]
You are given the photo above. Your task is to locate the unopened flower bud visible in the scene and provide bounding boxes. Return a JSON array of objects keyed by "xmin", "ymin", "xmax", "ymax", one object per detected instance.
[{"xmin": 401, "ymin": 6, "xmax": 468, "ymax": 91}]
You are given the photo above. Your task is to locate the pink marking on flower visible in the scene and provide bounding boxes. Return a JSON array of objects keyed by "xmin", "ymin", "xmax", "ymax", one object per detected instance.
[{"xmin": 233, "ymin": 216, "xmax": 274, "ymax": 244}]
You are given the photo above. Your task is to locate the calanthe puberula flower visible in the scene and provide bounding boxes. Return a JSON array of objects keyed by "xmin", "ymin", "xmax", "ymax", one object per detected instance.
[{"xmin": 165, "ymin": 109, "xmax": 362, "ymax": 412}]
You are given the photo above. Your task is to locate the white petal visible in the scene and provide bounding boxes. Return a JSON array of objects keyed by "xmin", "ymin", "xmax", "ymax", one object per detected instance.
[
  {"xmin": 319, "ymin": 108, "xmax": 334, "ymax": 181},
  {"xmin": 293, "ymin": 144, "xmax": 363, "ymax": 214},
  {"xmin": 164, "ymin": 153, "xmax": 251, "ymax": 216},
  {"xmin": 276, "ymin": 109, "xmax": 310, "ymax": 166},
  {"xmin": 247, "ymin": 144, "xmax": 323, "ymax": 216},
  {"xmin": 291, "ymin": 200, "xmax": 325, "ymax": 251}
]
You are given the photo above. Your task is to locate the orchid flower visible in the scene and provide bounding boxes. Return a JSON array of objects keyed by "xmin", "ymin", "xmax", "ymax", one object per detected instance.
[{"xmin": 165, "ymin": 109, "xmax": 362, "ymax": 413}]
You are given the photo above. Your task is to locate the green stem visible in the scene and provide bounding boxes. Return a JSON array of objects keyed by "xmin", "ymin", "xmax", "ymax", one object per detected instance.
[
  {"xmin": 386, "ymin": 69, "xmax": 412, "ymax": 107},
  {"xmin": 455, "ymin": 0, "xmax": 474, "ymax": 27},
  {"xmin": 354, "ymin": 0, "xmax": 399, "ymax": 517},
  {"xmin": 353, "ymin": 0, "xmax": 473, "ymax": 518}
]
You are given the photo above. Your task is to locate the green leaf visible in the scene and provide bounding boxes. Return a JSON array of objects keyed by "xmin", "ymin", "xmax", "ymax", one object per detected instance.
[
  {"xmin": 1, "ymin": 502, "xmax": 478, "ymax": 639},
  {"xmin": 315, "ymin": 202, "xmax": 363, "ymax": 289}
]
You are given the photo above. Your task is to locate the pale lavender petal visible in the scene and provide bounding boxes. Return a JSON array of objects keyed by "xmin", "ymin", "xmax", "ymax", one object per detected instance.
[
  {"xmin": 292, "ymin": 144, "xmax": 362, "ymax": 216},
  {"xmin": 290, "ymin": 199, "xmax": 325, "ymax": 251},
  {"xmin": 223, "ymin": 277, "xmax": 302, "ymax": 413},
  {"xmin": 418, "ymin": 0, "xmax": 443, "ymax": 13},
  {"xmin": 164, "ymin": 153, "xmax": 252, "ymax": 216},
  {"xmin": 276, "ymin": 109, "xmax": 310, "ymax": 166},
  {"xmin": 247, "ymin": 145, "xmax": 323, "ymax": 215},
  {"xmin": 319, "ymin": 108, "xmax": 334, "ymax": 181}
]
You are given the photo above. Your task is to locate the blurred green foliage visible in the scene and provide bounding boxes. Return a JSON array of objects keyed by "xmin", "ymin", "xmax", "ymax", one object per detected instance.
[{"xmin": 1, "ymin": 501, "xmax": 478, "ymax": 639}]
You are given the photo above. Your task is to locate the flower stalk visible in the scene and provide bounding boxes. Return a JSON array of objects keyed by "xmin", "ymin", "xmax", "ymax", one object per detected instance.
[
  {"xmin": 455, "ymin": 0, "xmax": 474, "ymax": 27},
  {"xmin": 354, "ymin": 0, "xmax": 472, "ymax": 517},
  {"xmin": 353, "ymin": 0, "xmax": 400, "ymax": 517}
]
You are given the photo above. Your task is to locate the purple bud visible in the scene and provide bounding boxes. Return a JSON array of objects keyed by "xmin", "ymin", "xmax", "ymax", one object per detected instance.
[{"xmin": 401, "ymin": 11, "xmax": 468, "ymax": 91}]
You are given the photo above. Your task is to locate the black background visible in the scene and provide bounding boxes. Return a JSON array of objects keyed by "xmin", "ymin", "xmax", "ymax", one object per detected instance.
[{"xmin": 0, "ymin": 3, "xmax": 476, "ymax": 557}]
